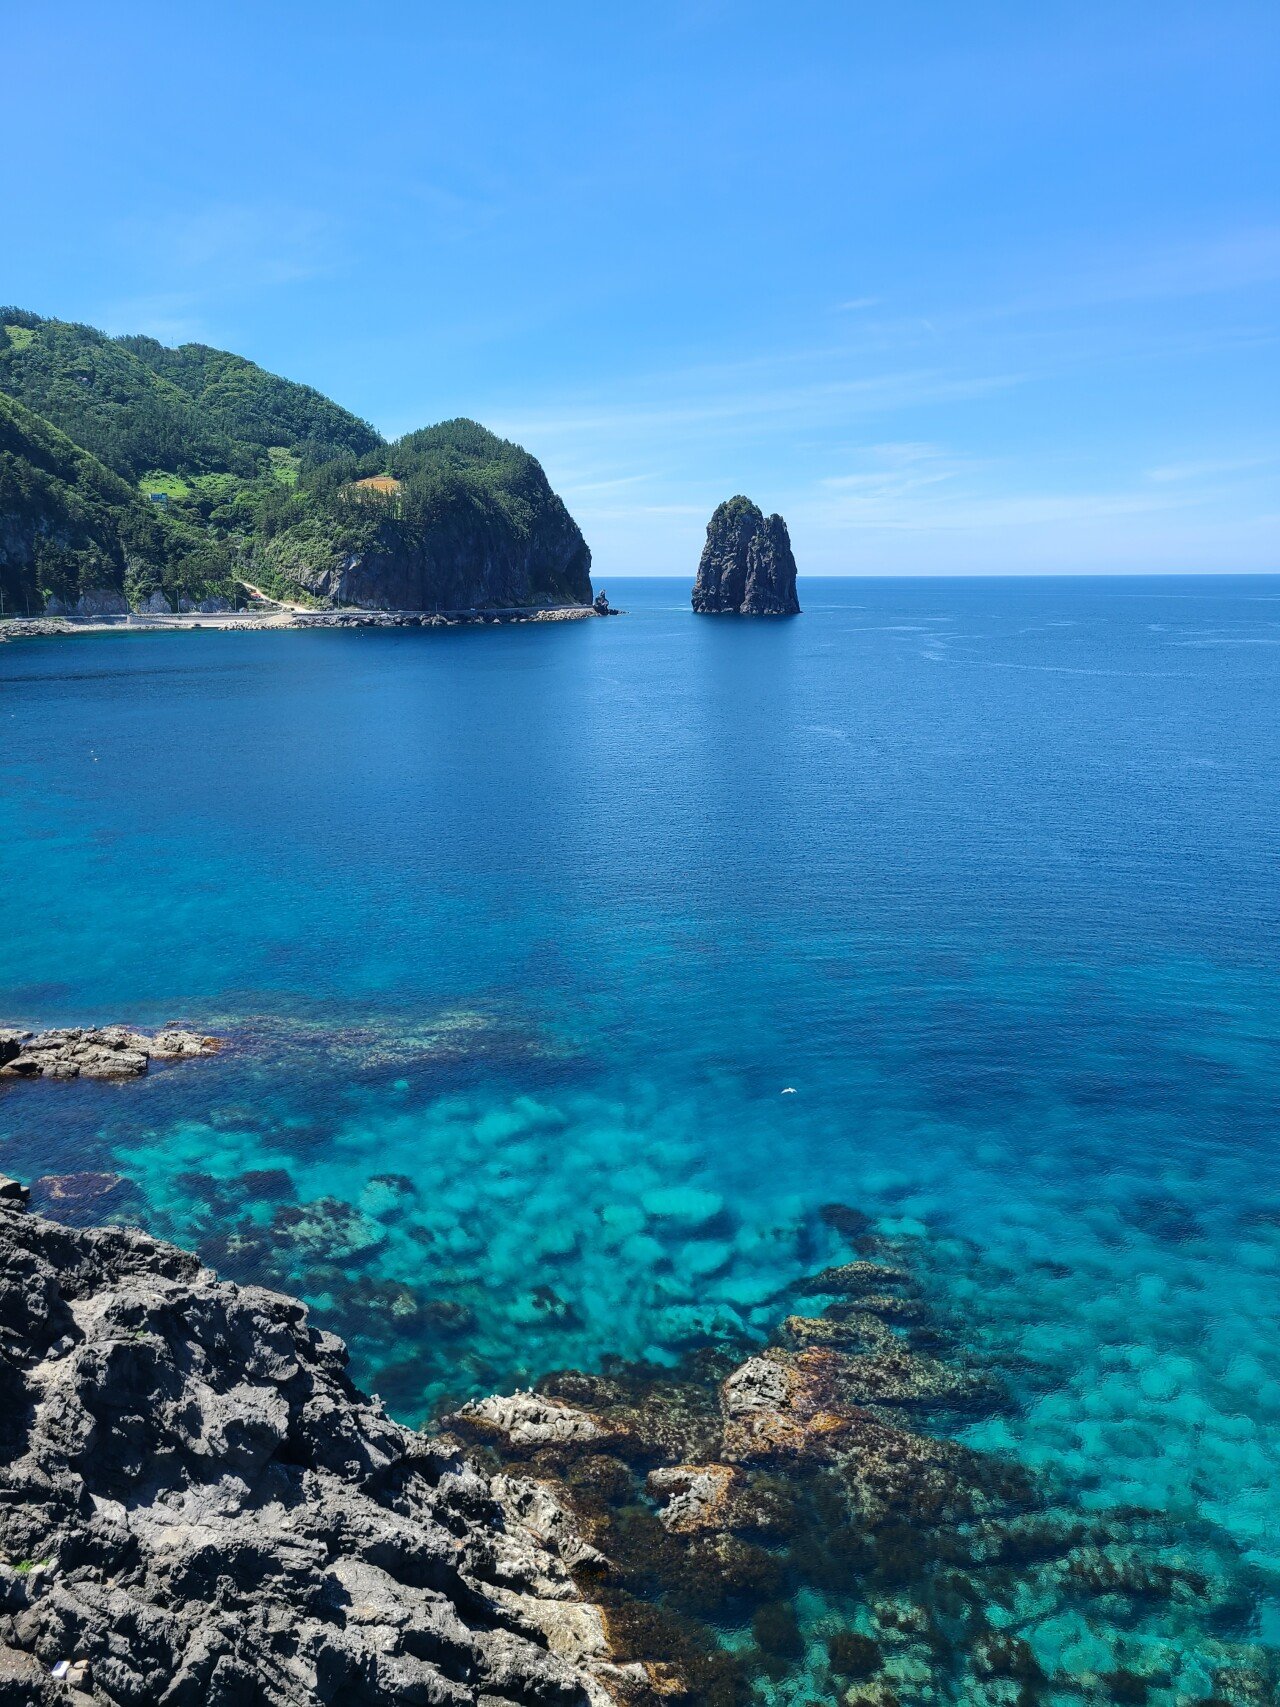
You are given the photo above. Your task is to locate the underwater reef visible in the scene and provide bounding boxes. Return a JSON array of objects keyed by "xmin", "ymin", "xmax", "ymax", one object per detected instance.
[
  {"xmin": 1, "ymin": 1162, "xmax": 1276, "ymax": 1704},
  {"xmin": 449, "ymin": 1211, "xmax": 1277, "ymax": 1707},
  {"xmin": 4, "ymin": 1006, "xmax": 1278, "ymax": 1705}
]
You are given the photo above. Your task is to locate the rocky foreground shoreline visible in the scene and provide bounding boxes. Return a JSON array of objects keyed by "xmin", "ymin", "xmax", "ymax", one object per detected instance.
[
  {"xmin": 1, "ymin": 1172, "xmax": 1273, "ymax": 1706},
  {"xmin": 0, "ymin": 1179, "xmax": 638, "ymax": 1707}
]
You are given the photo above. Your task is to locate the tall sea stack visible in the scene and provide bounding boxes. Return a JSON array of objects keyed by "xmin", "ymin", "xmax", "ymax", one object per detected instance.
[{"xmin": 691, "ymin": 496, "xmax": 800, "ymax": 615}]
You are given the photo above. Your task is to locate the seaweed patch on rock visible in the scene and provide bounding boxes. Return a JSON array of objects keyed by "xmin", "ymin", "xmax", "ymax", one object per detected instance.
[{"xmin": 447, "ymin": 1209, "xmax": 1277, "ymax": 1706}]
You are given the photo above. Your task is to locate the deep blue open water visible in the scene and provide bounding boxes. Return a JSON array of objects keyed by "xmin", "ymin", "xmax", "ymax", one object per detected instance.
[{"xmin": 2, "ymin": 575, "xmax": 1279, "ymax": 1691}]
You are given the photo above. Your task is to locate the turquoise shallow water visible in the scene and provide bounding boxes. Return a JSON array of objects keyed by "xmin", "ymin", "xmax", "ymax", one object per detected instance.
[{"xmin": 2, "ymin": 576, "xmax": 1280, "ymax": 1689}]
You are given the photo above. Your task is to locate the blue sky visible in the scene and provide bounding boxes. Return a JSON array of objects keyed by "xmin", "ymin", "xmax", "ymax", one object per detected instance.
[{"xmin": 6, "ymin": 1, "xmax": 1278, "ymax": 574}]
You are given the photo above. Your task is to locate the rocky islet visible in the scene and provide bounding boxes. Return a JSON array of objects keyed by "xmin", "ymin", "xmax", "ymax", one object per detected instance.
[{"xmin": 691, "ymin": 500, "xmax": 800, "ymax": 617}]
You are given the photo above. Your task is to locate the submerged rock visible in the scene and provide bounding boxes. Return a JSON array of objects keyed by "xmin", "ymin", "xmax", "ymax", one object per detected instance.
[
  {"xmin": 26, "ymin": 1173, "xmax": 149, "ymax": 1232},
  {"xmin": 30, "ymin": 1172, "xmax": 125, "ymax": 1208},
  {"xmin": 453, "ymin": 1391, "xmax": 615, "ymax": 1451},
  {"xmin": 640, "ymin": 1186, "xmax": 725, "ymax": 1228},
  {"xmin": 646, "ymin": 1464, "xmax": 742, "ymax": 1533},
  {"xmin": 270, "ymin": 1195, "xmax": 387, "ymax": 1261},
  {"xmin": 795, "ymin": 1259, "xmax": 915, "ymax": 1298},
  {"xmin": 0, "ymin": 1188, "xmax": 646, "ymax": 1706},
  {"xmin": 0, "ymin": 1025, "xmax": 219, "ymax": 1082},
  {"xmin": 690, "ymin": 497, "xmax": 800, "ymax": 616},
  {"xmin": 452, "ymin": 1224, "xmax": 1272, "ymax": 1707},
  {"xmin": 221, "ymin": 1006, "xmax": 563, "ymax": 1078}
]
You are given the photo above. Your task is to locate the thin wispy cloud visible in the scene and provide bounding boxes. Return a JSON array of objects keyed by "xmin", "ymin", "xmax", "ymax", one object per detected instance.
[
  {"xmin": 1145, "ymin": 453, "xmax": 1279, "ymax": 484},
  {"xmin": 556, "ymin": 471, "xmax": 659, "ymax": 495},
  {"xmin": 803, "ymin": 436, "xmax": 1280, "ymax": 535},
  {"xmin": 574, "ymin": 502, "xmax": 707, "ymax": 518},
  {"xmin": 116, "ymin": 202, "xmax": 340, "ymax": 300},
  {"xmin": 953, "ymin": 226, "xmax": 1280, "ymax": 327},
  {"xmin": 493, "ymin": 368, "xmax": 1026, "ymax": 444},
  {"xmin": 812, "ymin": 486, "xmax": 1217, "ymax": 533}
]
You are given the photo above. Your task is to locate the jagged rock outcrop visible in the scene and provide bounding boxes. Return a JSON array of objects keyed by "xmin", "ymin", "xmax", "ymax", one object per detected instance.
[
  {"xmin": 690, "ymin": 498, "xmax": 800, "ymax": 616},
  {"xmin": 0, "ymin": 1183, "xmax": 645, "ymax": 1707},
  {"xmin": 0, "ymin": 1026, "xmax": 219, "ymax": 1081},
  {"xmin": 454, "ymin": 1394, "xmax": 615, "ymax": 1451}
]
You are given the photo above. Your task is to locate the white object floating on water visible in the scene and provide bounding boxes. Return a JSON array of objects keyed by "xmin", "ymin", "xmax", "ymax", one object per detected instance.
[{"xmin": 781, "ymin": 1086, "xmax": 797, "ymax": 1095}]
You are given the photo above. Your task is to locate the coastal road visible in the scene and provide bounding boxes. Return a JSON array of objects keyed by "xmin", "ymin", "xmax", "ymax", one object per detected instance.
[{"xmin": 237, "ymin": 580, "xmax": 312, "ymax": 615}]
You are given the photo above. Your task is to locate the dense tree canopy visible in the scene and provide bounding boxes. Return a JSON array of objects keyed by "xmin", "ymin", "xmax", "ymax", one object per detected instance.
[
  {"xmin": 118, "ymin": 335, "xmax": 380, "ymax": 466},
  {"xmin": 0, "ymin": 390, "xmax": 198, "ymax": 612},
  {"xmin": 0, "ymin": 313, "xmax": 379, "ymax": 480}
]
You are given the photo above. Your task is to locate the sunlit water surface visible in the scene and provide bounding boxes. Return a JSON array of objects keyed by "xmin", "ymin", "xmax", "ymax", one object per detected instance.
[{"xmin": 2, "ymin": 576, "xmax": 1279, "ymax": 1688}]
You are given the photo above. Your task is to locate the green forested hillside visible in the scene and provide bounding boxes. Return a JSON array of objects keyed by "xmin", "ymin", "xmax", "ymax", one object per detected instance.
[
  {"xmin": 0, "ymin": 311, "xmax": 591, "ymax": 616},
  {"xmin": 0, "ymin": 311, "xmax": 378, "ymax": 479},
  {"xmin": 118, "ymin": 335, "xmax": 381, "ymax": 467},
  {"xmin": 0, "ymin": 390, "xmax": 238, "ymax": 614}
]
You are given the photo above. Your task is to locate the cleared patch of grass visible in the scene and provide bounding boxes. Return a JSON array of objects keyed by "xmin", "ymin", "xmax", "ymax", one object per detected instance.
[
  {"xmin": 267, "ymin": 446, "xmax": 301, "ymax": 487},
  {"xmin": 191, "ymin": 473, "xmax": 237, "ymax": 497},
  {"xmin": 3, "ymin": 324, "xmax": 35, "ymax": 350},
  {"xmin": 137, "ymin": 469, "xmax": 190, "ymax": 500}
]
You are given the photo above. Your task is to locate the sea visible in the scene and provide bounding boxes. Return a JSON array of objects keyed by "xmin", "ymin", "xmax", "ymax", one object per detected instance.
[{"xmin": 2, "ymin": 575, "xmax": 1279, "ymax": 1699}]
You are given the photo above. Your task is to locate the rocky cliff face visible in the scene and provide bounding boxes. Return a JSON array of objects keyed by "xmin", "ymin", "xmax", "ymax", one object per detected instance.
[
  {"xmin": 0, "ymin": 1183, "xmax": 643, "ymax": 1707},
  {"xmin": 296, "ymin": 505, "xmax": 592, "ymax": 612},
  {"xmin": 266, "ymin": 495, "xmax": 597, "ymax": 614},
  {"xmin": 691, "ymin": 498, "xmax": 800, "ymax": 616}
]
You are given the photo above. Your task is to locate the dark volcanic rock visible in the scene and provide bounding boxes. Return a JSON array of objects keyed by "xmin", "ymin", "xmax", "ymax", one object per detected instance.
[
  {"xmin": 0, "ymin": 1184, "xmax": 644, "ymax": 1706},
  {"xmin": 691, "ymin": 497, "xmax": 800, "ymax": 616},
  {"xmin": 295, "ymin": 503, "xmax": 592, "ymax": 613}
]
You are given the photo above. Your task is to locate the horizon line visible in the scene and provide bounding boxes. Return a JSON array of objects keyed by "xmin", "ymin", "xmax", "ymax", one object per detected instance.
[{"xmin": 599, "ymin": 569, "xmax": 1280, "ymax": 580}]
